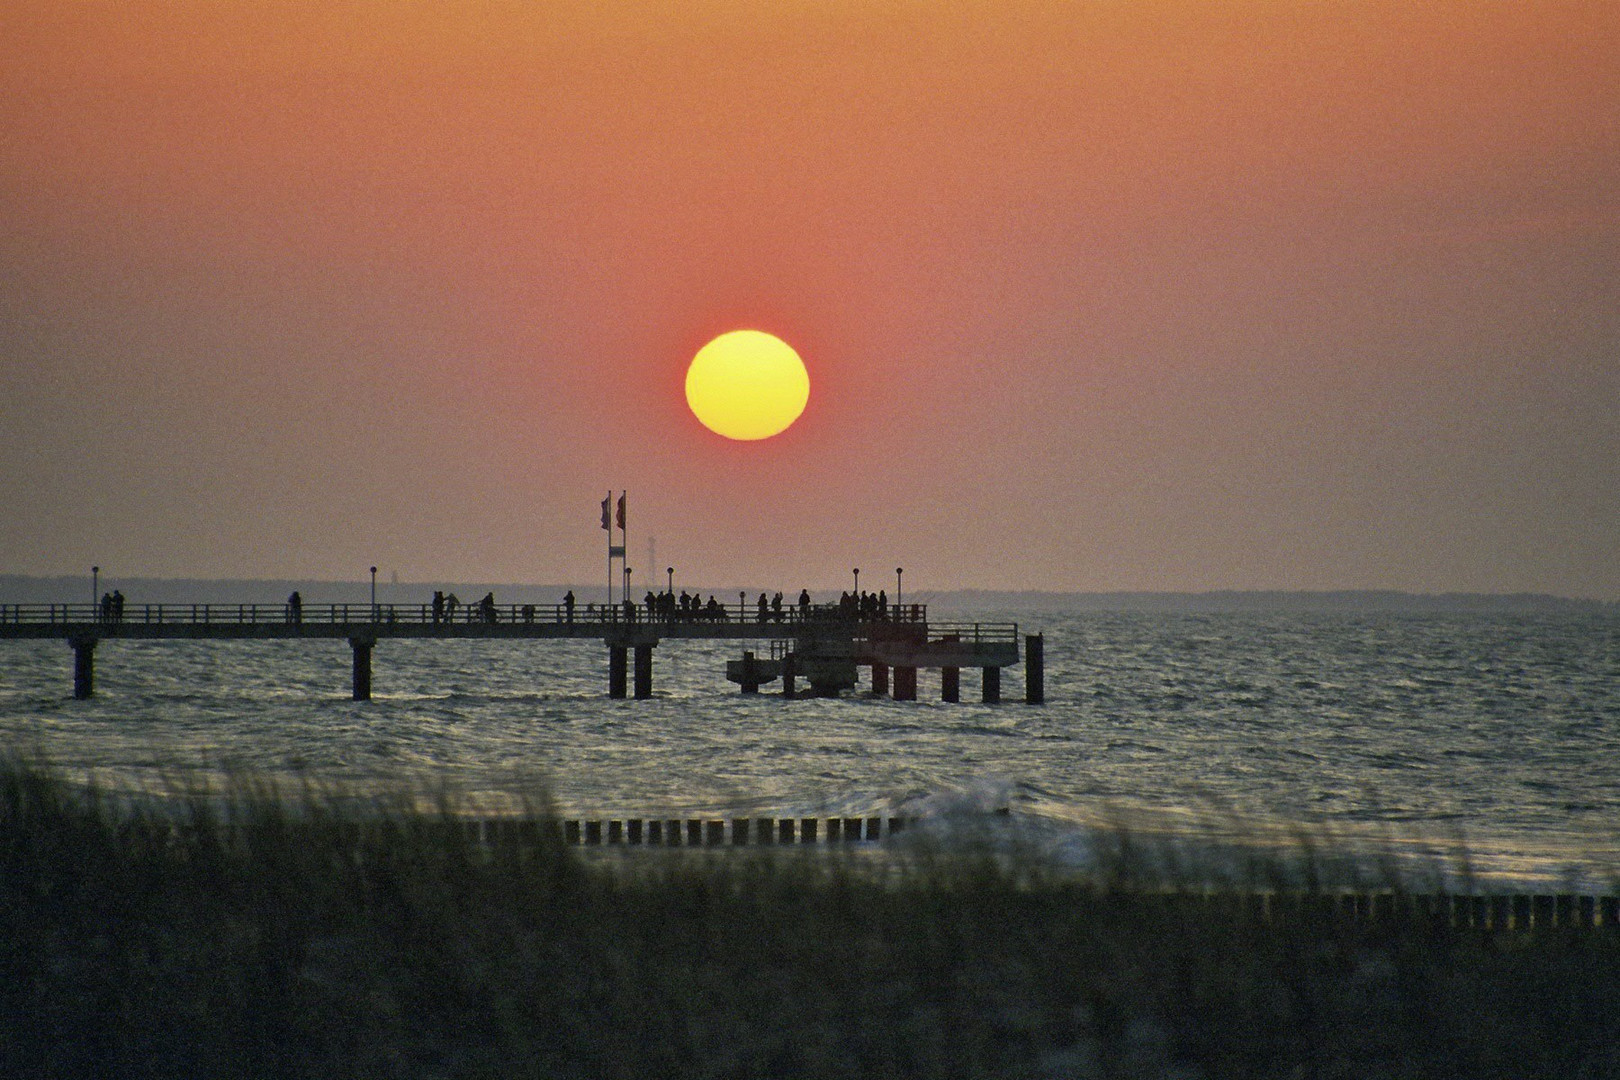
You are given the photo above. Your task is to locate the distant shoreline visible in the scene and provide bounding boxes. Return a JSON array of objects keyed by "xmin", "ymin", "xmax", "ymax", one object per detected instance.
[{"xmin": 2, "ymin": 574, "xmax": 1612, "ymax": 613}]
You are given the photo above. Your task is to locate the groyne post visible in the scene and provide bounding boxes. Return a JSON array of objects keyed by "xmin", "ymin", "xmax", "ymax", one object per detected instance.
[
  {"xmin": 982, "ymin": 666, "xmax": 1001, "ymax": 704},
  {"xmin": 871, "ymin": 661, "xmax": 889, "ymax": 696},
  {"xmin": 741, "ymin": 650, "xmax": 759, "ymax": 694},
  {"xmin": 782, "ymin": 653, "xmax": 796, "ymax": 697},
  {"xmin": 634, "ymin": 644, "xmax": 654, "ymax": 699},
  {"xmin": 941, "ymin": 666, "xmax": 960, "ymax": 703},
  {"xmin": 349, "ymin": 637, "xmax": 374, "ymax": 700},
  {"xmin": 1025, "ymin": 633, "xmax": 1044, "ymax": 704},
  {"xmin": 70, "ymin": 635, "xmax": 97, "ymax": 699},
  {"xmin": 608, "ymin": 645, "xmax": 628, "ymax": 698}
]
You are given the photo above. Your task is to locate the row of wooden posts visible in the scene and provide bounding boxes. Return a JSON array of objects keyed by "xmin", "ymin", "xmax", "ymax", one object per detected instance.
[{"xmin": 482, "ymin": 814, "xmax": 914, "ymax": 846}]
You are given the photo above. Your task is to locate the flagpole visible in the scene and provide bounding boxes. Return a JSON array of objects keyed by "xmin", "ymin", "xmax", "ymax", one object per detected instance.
[{"xmin": 604, "ymin": 490, "xmax": 613, "ymax": 613}]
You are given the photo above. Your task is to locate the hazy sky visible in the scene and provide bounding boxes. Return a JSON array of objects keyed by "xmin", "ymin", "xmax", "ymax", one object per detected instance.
[{"xmin": 3, "ymin": 2, "xmax": 1616, "ymax": 598}]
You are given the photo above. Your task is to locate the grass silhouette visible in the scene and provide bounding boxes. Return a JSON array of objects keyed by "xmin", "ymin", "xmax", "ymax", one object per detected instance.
[{"xmin": 3, "ymin": 757, "xmax": 1618, "ymax": 1078}]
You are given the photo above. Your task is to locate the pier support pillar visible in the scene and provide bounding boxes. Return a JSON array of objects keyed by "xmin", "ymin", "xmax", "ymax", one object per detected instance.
[
  {"xmin": 740, "ymin": 650, "xmax": 759, "ymax": 694},
  {"xmin": 1025, "ymin": 633, "xmax": 1045, "ymax": 704},
  {"xmin": 982, "ymin": 666, "xmax": 1001, "ymax": 704},
  {"xmin": 782, "ymin": 654, "xmax": 796, "ymax": 697},
  {"xmin": 634, "ymin": 644, "xmax": 654, "ymax": 699},
  {"xmin": 893, "ymin": 665, "xmax": 917, "ymax": 701},
  {"xmin": 871, "ymin": 662, "xmax": 889, "ymax": 696},
  {"xmin": 941, "ymin": 666, "xmax": 960, "ymax": 703},
  {"xmin": 349, "ymin": 637, "xmax": 374, "ymax": 701},
  {"xmin": 71, "ymin": 636, "xmax": 97, "ymax": 699},
  {"xmin": 608, "ymin": 645, "xmax": 628, "ymax": 699}
]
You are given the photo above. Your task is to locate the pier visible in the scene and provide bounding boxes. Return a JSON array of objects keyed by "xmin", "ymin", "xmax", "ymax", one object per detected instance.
[{"xmin": 0, "ymin": 601, "xmax": 1044, "ymax": 704}]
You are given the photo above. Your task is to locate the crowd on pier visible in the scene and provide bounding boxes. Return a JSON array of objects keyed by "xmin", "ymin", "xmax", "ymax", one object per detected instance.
[{"xmin": 249, "ymin": 587, "xmax": 921, "ymax": 626}]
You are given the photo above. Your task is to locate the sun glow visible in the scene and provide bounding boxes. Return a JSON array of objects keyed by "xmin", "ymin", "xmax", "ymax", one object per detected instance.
[{"xmin": 685, "ymin": 330, "xmax": 810, "ymax": 441}]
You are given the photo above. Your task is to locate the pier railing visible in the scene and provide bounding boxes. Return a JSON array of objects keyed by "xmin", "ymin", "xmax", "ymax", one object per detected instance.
[{"xmin": 0, "ymin": 601, "xmax": 936, "ymax": 630}]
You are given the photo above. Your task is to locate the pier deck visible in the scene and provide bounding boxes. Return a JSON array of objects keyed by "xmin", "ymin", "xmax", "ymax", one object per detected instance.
[{"xmin": 0, "ymin": 601, "xmax": 1041, "ymax": 704}]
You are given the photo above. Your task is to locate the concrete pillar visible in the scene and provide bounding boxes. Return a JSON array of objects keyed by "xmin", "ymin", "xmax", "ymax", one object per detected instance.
[
  {"xmin": 349, "ymin": 637, "xmax": 373, "ymax": 700},
  {"xmin": 634, "ymin": 644, "xmax": 653, "ymax": 699},
  {"xmin": 871, "ymin": 661, "xmax": 889, "ymax": 696},
  {"xmin": 941, "ymin": 666, "xmax": 960, "ymax": 703},
  {"xmin": 1025, "ymin": 633, "xmax": 1045, "ymax": 704},
  {"xmin": 740, "ymin": 649, "xmax": 759, "ymax": 694},
  {"xmin": 608, "ymin": 645, "xmax": 628, "ymax": 698},
  {"xmin": 893, "ymin": 665, "xmax": 917, "ymax": 701},
  {"xmin": 782, "ymin": 653, "xmax": 796, "ymax": 697},
  {"xmin": 71, "ymin": 636, "xmax": 97, "ymax": 699},
  {"xmin": 982, "ymin": 666, "xmax": 1001, "ymax": 704}
]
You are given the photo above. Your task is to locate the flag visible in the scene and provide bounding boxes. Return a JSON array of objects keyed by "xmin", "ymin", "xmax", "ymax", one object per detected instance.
[
  {"xmin": 615, "ymin": 493, "xmax": 626, "ymax": 531},
  {"xmin": 601, "ymin": 494, "xmax": 611, "ymax": 530}
]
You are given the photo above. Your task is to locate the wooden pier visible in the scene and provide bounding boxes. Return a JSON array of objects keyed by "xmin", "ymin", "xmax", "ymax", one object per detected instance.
[{"xmin": 0, "ymin": 601, "xmax": 1043, "ymax": 704}]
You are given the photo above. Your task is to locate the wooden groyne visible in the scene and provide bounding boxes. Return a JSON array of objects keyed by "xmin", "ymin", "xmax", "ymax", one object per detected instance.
[{"xmin": 411, "ymin": 816, "xmax": 1620, "ymax": 929}]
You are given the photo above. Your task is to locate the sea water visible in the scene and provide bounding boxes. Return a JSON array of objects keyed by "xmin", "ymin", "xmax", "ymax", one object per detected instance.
[{"xmin": 2, "ymin": 608, "xmax": 1616, "ymax": 890}]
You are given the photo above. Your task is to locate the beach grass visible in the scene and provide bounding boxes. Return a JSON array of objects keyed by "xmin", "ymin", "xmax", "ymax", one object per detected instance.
[{"xmin": 4, "ymin": 759, "xmax": 1619, "ymax": 1079}]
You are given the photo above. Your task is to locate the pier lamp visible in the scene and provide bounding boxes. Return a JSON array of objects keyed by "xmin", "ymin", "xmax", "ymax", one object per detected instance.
[
  {"xmin": 92, "ymin": 566, "xmax": 99, "ymax": 609},
  {"xmin": 853, "ymin": 568, "xmax": 859, "ymax": 595},
  {"xmin": 370, "ymin": 566, "xmax": 377, "ymax": 613},
  {"xmin": 896, "ymin": 567, "xmax": 903, "ymax": 609},
  {"xmin": 667, "ymin": 567, "xmax": 673, "ymax": 595}
]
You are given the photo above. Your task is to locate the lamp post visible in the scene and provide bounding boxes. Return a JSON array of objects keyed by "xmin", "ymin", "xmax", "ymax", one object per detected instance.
[
  {"xmin": 92, "ymin": 566, "xmax": 99, "ymax": 611},
  {"xmin": 667, "ymin": 566, "xmax": 674, "ymax": 595},
  {"xmin": 370, "ymin": 566, "xmax": 377, "ymax": 619},
  {"xmin": 896, "ymin": 567, "xmax": 903, "ymax": 611},
  {"xmin": 852, "ymin": 568, "xmax": 860, "ymax": 596}
]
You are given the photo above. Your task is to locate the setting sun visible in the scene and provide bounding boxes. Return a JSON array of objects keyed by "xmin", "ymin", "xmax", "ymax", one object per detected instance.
[{"xmin": 685, "ymin": 330, "xmax": 810, "ymax": 441}]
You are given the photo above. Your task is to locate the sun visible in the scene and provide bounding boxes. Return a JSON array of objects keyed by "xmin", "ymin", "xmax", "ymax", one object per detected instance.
[{"xmin": 685, "ymin": 330, "xmax": 810, "ymax": 440}]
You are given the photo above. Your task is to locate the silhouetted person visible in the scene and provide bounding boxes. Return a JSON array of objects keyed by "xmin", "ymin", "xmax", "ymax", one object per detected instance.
[
  {"xmin": 480, "ymin": 592, "xmax": 497, "ymax": 623},
  {"xmin": 772, "ymin": 592, "xmax": 783, "ymax": 619},
  {"xmin": 111, "ymin": 590, "xmax": 124, "ymax": 620},
  {"xmin": 432, "ymin": 590, "xmax": 445, "ymax": 624},
  {"xmin": 287, "ymin": 590, "xmax": 302, "ymax": 624},
  {"xmin": 757, "ymin": 593, "xmax": 769, "ymax": 623},
  {"xmin": 798, "ymin": 589, "xmax": 811, "ymax": 618},
  {"xmin": 563, "ymin": 590, "xmax": 575, "ymax": 624},
  {"xmin": 445, "ymin": 593, "xmax": 460, "ymax": 621}
]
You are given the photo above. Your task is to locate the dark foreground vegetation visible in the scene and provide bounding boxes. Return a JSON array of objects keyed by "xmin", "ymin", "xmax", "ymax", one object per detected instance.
[{"xmin": 4, "ymin": 761, "xmax": 1618, "ymax": 1079}]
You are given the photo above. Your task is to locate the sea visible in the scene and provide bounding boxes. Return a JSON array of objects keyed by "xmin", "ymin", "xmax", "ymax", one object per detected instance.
[{"xmin": 3, "ymin": 603, "xmax": 1617, "ymax": 892}]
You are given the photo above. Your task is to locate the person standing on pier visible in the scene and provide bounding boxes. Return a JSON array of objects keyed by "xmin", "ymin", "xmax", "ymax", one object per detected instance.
[
  {"xmin": 445, "ymin": 593, "xmax": 459, "ymax": 622},
  {"xmin": 563, "ymin": 590, "xmax": 575, "ymax": 624},
  {"xmin": 480, "ymin": 592, "xmax": 497, "ymax": 623},
  {"xmin": 431, "ymin": 591, "xmax": 444, "ymax": 625},
  {"xmin": 287, "ymin": 590, "xmax": 302, "ymax": 624}
]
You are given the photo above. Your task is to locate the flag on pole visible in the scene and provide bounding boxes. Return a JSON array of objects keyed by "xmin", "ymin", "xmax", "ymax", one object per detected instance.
[
  {"xmin": 601, "ymin": 493, "xmax": 611, "ymax": 530},
  {"xmin": 615, "ymin": 492, "xmax": 626, "ymax": 531}
]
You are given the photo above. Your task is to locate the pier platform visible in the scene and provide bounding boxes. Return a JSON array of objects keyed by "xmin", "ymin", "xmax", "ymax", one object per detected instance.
[{"xmin": 0, "ymin": 601, "xmax": 1044, "ymax": 704}]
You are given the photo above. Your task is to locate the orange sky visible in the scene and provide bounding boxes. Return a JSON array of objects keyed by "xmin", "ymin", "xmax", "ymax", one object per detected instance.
[{"xmin": 3, "ymin": 2, "xmax": 1617, "ymax": 597}]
